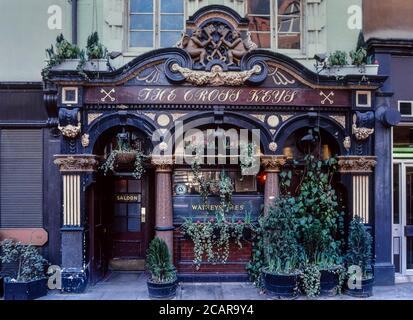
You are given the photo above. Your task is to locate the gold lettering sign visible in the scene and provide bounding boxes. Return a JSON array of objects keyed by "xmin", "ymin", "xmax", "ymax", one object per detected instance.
[
  {"xmin": 115, "ymin": 194, "xmax": 140, "ymax": 202},
  {"xmin": 135, "ymin": 87, "xmax": 298, "ymax": 105},
  {"xmin": 191, "ymin": 204, "xmax": 245, "ymax": 211}
]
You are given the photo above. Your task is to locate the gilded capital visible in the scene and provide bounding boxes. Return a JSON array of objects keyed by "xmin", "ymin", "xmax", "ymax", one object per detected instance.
[
  {"xmin": 261, "ymin": 155, "xmax": 287, "ymax": 173},
  {"xmin": 54, "ymin": 154, "xmax": 99, "ymax": 173},
  {"xmin": 151, "ymin": 155, "xmax": 174, "ymax": 172},
  {"xmin": 337, "ymin": 156, "xmax": 377, "ymax": 173}
]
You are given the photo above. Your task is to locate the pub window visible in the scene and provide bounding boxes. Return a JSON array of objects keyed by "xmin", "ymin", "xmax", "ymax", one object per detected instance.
[
  {"xmin": 247, "ymin": 0, "xmax": 302, "ymax": 50},
  {"xmin": 129, "ymin": 0, "xmax": 184, "ymax": 50},
  {"xmin": 399, "ymin": 101, "xmax": 413, "ymax": 117}
]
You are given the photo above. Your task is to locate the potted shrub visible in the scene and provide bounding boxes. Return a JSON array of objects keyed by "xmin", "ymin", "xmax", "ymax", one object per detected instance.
[
  {"xmin": 84, "ymin": 31, "xmax": 109, "ymax": 72},
  {"xmin": 0, "ymin": 240, "xmax": 49, "ymax": 300},
  {"xmin": 261, "ymin": 196, "xmax": 301, "ymax": 299},
  {"xmin": 45, "ymin": 34, "xmax": 83, "ymax": 71},
  {"xmin": 344, "ymin": 216, "xmax": 374, "ymax": 298},
  {"xmin": 320, "ymin": 33, "xmax": 379, "ymax": 76},
  {"xmin": 146, "ymin": 237, "xmax": 178, "ymax": 299}
]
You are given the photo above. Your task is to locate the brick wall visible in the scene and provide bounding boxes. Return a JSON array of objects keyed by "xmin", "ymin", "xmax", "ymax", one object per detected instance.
[{"xmin": 173, "ymin": 230, "xmax": 252, "ymax": 274}]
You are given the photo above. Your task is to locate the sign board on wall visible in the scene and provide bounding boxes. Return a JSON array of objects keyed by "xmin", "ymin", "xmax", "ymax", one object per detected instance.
[{"xmin": 0, "ymin": 228, "xmax": 48, "ymax": 246}]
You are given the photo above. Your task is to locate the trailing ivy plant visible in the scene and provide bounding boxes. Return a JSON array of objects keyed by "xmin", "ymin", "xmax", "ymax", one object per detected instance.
[
  {"xmin": 240, "ymin": 142, "xmax": 258, "ymax": 180},
  {"xmin": 181, "ymin": 213, "xmax": 251, "ymax": 270},
  {"xmin": 189, "ymin": 145, "xmax": 234, "ymax": 214},
  {"xmin": 0, "ymin": 240, "xmax": 49, "ymax": 282},
  {"xmin": 300, "ymin": 264, "xmax": 321, "ymax": 298},
  {"xmin": 295, "ymin": 155, "xmax": 344, "ymax": 268}
]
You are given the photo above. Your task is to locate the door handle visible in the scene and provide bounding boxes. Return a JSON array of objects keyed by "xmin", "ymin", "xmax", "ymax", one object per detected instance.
[{"xmin": 141, "ymin": 207, "xmax": 146, "ymax": 223}]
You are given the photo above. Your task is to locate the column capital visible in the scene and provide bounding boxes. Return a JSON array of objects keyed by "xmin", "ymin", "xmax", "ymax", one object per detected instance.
[
  {"xmin": 261, "ymin": 155, "xmax": 287, "ymax": 173},
  {"xmin": 337, "ymin": 156, "xmax": 377, "ymax": 174},
  {"xmin": 54, "ymin": 154, "xmax": 99, "ymax": 173},
  {"xmin": 151, "ymin": 155, "xmax": 174, "ymax": 172}
]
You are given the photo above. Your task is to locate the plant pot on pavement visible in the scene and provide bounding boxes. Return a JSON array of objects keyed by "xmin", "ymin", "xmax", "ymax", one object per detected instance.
[
  {"xmin": 4, "ymin": 277, "xmax": 48, "ymax": 300},
  {"xmin": 262, "ymin": 269, "xmax": 299, "ymax": 299},
  {"xmin": 320, "ymin": 268, "xmax": 340, "ymax": 296},
  {"xmin": 147, "ymin": 278, "xmax": 178, "ymax": 300},
  {"xmin": 344, "ymin": 276, "xmax": 374, "ymax": 298}
]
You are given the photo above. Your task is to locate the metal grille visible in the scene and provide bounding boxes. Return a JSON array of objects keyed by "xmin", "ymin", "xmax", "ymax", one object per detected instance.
[{"xmin": 0, "ymin": 129, "xmax": 43, "ymax": 227}]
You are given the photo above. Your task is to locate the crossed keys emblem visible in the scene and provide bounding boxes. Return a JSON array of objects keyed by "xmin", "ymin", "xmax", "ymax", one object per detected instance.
[
  {"xmin": 100, "ymin": 88, "xmax": 116, "ymax": 102},
  {"xmin": 320, "ymin": 91, "xmax": 335, "ymax": 105}
]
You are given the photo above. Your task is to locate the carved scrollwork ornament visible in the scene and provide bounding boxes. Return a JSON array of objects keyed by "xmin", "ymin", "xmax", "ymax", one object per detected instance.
[
  {"xmin": 352, "ymin": 114, "xmax": 374, "ymax": 141},
  {"xmin": 58, "ymin": 123, "xmax": 81, "ymax": 139},
  {"xmin": 337, "ymin": 156, "xmax": 377, "ymax": 173},
  {"xmin": 54, "ymin": 155, "xmax": 99, "ymax": 172},
  {"xmin": 171, "ymin": 63, "xmax": 261, "ymax": 86},
  {"xmin": 261, "ymin": 155, "xmax": 287, "ymax": 173},
  {"xmin": 151, "ymin": 155, "xmax": 174, "ymax": 172},
  {"xmin": 81, "ymin": 134, "xmax": 90, "ymax": 148}
]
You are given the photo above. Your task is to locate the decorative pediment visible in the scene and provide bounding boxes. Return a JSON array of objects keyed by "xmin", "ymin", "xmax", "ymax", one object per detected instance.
[{"xmin": 46, "ymin": 5, "xmax": 386, "ymax": 97}]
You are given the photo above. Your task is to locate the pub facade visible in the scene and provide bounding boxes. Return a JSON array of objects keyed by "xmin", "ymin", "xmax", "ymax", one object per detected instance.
[{"xmin": 41, "ymin": 6, "xmax": 398, "ymax": 292}]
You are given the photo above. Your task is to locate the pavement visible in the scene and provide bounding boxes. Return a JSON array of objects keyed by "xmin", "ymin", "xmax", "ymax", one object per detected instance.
[{"xmin": 38, "ymin": 271, "xmax": 413, "ymax": 300}]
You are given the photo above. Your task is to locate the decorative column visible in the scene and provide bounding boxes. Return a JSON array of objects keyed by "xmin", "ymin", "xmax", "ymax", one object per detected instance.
[
  {"xmin": 337, "ymin": 156, "xmax": 377, "ymax": 224},
  {"xmin": 54, "ymin": 154, "xmax": 99, "ymax": 293},
  {"xmin": 261, "ymin": 155, "xmax": 287, "ymax": 214},
  {"xmin": 151, "ymin": 156, "xmax": 174, "ymax": 257}
]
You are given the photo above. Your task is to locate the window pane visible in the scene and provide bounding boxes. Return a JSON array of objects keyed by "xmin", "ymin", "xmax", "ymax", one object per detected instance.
[
  {"xmin": 278, "ymin": 33, "xmax": 300, "ymax": 49},
  {"xmin": 248, "ymin": 16, "xmax": 271, "ymax": 32},
  {"xmin": 161, "ymin": 15, "xmax": 184, "ymax": 30},
  {"xmin": 128, "ymin": 203, "xmax": 139, "ymax": 217},
  {"xmin": 278, "ymin": 0, "xmax": 301, "ymax": 15},
  {"xmin": 128, "ymin": 217, "xmax": 141, "ymax": 232},
  {"xmin": 130, "ymin": 31, "xmax": 154, "ymax": 47},
  {"xmin": 408, "ymin": 237, "xmax": 413, "ymax": 269},
  {"xmin": 393, "ymin": 164, "xmax": 400, "ymax": 224},
  {"xmin": 161, "ymin": 0, "xmax": 183, "ymax": 13},
  {"xmin": 114, "ymin": 179, "xmax": 127, "ymax": 193},
  {"xmin": 130, "ymin": 0, "xmax": 153, "ymax": 13},
  {"xmin": 128, "ymin": 179, "xmax": 141, "ymax": 193},
  {"xmin": 278, "ymin": 16, "xmax": 300, "ymax": 33},
  {"xmin": 407, "ymin": 167, "xmax": 413, "ymax": 225},
  {"xmin": 161, "ymin": 31, "xmax": 182, "ymax": 47},
  {"xmin": 113, "ymin": 217, "xmax": 127, "ymax": 233},
  {"xmin": 115, "ymin": 203, "xmax": 127, "ymax": 216},
  {"xmin": 130, "ymin": 15, "xmax": 153, "ymax": 30},
  {"xmin": 400, "ymin": 102, "xmax": 413, "ymax": 115},
  {"xmin": 250, "ymin": 32, "xmax": 271, "ymax": 48},
  {"xmin": 248, "ymin": 0, "xmax": 270, "ymax": 14}
]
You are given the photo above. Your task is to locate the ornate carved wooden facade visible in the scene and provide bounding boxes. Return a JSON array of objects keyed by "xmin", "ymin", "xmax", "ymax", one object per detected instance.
[{"xmin": 44, "ymin": 6, "xmax": 394, "ymax": 291}]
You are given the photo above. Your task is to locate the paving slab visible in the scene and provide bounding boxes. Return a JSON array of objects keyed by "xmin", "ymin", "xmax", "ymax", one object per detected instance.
[{"xmin": 35, "ymin": 272, "xmax": 413, "ymax": 300}]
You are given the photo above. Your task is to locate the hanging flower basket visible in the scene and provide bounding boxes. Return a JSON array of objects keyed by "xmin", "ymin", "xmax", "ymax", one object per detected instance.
[{"xmin": 116, "ymin": 151, "xmax": 137, "ymax": 164}]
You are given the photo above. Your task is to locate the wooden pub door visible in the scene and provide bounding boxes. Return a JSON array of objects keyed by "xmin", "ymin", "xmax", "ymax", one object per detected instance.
[{"xmin": 108, "ymin": 176, "xmax": 151, "ymax": 270}]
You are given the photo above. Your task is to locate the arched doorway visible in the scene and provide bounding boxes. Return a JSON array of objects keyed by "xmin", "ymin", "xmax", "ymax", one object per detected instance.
[{"xmin": 87, "ymin": 126, "xmax": 154, "ymax": 284}]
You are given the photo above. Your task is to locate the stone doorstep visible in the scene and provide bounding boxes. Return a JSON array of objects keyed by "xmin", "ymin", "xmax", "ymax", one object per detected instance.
[{"xmin": 395, "ymin": 274, "xmax": 413, "ymax": 284}]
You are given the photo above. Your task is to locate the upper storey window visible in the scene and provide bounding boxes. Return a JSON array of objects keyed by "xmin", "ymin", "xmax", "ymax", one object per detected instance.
[
  {"xmin": 129, "ymin": 0, "xmax": 184, "ymax": 49},
  {"xmin": 247, "ymin": 0, "xmax": 302, "ymax": 51}
]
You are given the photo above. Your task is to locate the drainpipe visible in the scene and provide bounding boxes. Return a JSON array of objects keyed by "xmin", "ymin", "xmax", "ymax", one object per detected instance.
[{"xmin": 72, "ymin": 0, "xmax": 78, "ymax": 45}]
